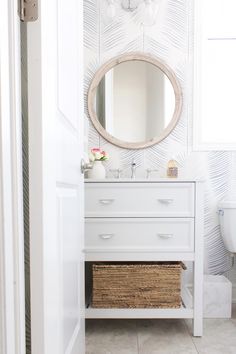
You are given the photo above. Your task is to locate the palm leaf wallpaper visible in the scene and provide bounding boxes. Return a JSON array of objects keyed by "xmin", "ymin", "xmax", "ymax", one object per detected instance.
[{"xmin": 84, "ymin": 0, "xmax": 236, "ymax": 280}]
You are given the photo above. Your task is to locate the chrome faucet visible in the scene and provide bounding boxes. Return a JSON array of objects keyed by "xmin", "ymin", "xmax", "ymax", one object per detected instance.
[{"xmin": 131, "ymin": 158, "xmax": 137, "ymax": 179}]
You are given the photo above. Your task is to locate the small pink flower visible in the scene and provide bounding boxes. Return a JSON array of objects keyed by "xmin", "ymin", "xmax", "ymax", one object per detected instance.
[{"xmin": 89, "ymin": 147, "xmax": 109, "ymax": 161}]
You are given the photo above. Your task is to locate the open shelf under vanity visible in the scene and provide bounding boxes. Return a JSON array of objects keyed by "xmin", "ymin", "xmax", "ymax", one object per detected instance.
[
  {"xmin": 85, "ymin": 306, "xmax": 193, "ymax": 320},
  {"xmin": 85, "ymin": 285, "xmax": 194, "ymax": 319}
]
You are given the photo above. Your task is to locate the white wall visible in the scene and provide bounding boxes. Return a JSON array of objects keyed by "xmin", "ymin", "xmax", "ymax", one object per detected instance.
[
  {"xmin": 113, "ymin": 61, "xmax": 147, "ymax": 142},
  {"xmin": 104, "ymin": 62, "xmax": 175, "ymax": 142},
  {"xmin": 146, "ymin": 63, "xmax": 165, "ymax": 138}
]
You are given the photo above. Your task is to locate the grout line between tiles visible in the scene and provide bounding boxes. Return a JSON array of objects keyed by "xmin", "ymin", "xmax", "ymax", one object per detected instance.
[
  {"xmin": 135, "ymin": 320, "xmax": 140, "ymax": 354},
  {"xmin": 183, "ymin": 320, "xmax": 200, "ymax": 354}
]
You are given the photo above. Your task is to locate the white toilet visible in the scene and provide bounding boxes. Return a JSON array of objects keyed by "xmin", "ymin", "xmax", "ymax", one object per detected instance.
[{"xmin": 218, "ymin": 201, "xmax": 236, "ymax": 253}]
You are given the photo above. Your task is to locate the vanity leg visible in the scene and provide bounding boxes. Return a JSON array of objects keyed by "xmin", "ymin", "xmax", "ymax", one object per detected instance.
[
  {"xmin": 193, "ymin": 182, "xmax": 204, "ymax": 337},
  {"xmin": 193, "ymin": 259, "xmax": 203, "ymax": 337}
]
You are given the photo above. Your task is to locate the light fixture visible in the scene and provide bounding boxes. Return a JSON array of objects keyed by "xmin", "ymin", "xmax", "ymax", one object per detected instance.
[{"xmin": 106, "ymin": 0, "xmax": 159, "ymax": 26}]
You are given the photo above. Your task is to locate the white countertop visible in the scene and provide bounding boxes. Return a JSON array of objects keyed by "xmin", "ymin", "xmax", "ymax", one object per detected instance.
[{"xmin": 84, "ymin": 178, "xmax": 204, "ymax": 183}]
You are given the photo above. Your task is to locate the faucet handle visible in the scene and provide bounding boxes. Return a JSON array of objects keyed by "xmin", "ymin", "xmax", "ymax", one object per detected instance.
[
  {"xmin": 146, "ymin": 168, "xmax": 159, "ymax": 179},
  {"xmin": 109, "ymin": 168, "xmax": 123, "ymax": 179}
]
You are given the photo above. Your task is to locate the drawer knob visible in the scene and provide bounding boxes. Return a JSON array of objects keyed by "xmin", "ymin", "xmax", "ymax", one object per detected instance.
[
  {"xmin": 99, "ymin": 199, "xmax": 115, "ymax": 205},
  {"xmin": 99, "ymin": 234, "xmax": 114, "ymax": 239},
  {"xmin": 157, "ymin": 233, "xmax": 174, "ymax": 239},
  {"xmin": 157, "ymin": 199, "xmax": 174, "ymax": 204}
]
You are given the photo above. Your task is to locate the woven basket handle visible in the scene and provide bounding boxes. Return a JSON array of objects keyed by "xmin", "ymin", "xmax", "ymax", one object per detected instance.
[{"xmin": 180, "ymin": 262, "xmax": 187, "ymax": 270}]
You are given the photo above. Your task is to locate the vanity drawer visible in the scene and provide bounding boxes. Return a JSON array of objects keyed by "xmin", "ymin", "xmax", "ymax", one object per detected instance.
[
  {"xmin": 85, "ymin": 218, "xmax": 194, "ymax": 253},
  {"xmin": 85, "ymin": 182, "xmax": 195, "ymax": 217}
]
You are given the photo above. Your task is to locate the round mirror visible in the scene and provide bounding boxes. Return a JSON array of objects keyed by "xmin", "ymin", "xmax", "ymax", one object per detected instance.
[{"xmin": 88, "ymin": 53, "xmax": 182, "ymax": 149}]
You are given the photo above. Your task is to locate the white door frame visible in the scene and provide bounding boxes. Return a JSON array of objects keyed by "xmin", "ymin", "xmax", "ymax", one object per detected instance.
[{"xmin": 0, "ymin": 1, "xmax": 25, "ymax": 354}]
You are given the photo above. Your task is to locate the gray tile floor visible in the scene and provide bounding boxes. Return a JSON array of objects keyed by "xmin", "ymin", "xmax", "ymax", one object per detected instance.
[{"xmin": 86, "ymin": 305, "xmax": 236, "ymax": 354}]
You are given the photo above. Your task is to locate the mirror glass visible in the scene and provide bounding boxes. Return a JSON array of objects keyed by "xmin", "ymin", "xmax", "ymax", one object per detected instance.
[{"xmin": 94, "ymin": 60, "xmax": 176, "ymax": 143}]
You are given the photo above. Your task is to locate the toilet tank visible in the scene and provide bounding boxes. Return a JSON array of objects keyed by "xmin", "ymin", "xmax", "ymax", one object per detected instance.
[{"xmin": 218, "ymin": 201, "xmax": 236, "ymax": 253}]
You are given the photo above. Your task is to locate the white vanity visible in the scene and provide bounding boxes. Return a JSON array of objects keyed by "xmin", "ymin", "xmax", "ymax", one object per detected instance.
[{"xmin": 84, "ymin": 179, "xmax": 204, "ymax": 337}]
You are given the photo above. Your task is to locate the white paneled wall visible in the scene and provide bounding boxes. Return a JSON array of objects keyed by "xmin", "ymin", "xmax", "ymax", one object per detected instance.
[{"xmin": 84, "ymin": 0, "xmax": 236, "ymax": 279}]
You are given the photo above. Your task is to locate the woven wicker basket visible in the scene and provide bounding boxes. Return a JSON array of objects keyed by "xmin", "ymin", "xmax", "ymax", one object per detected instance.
[{"xmin": 92, "ymin": 262, "xmax": 186, "ymax": 309}]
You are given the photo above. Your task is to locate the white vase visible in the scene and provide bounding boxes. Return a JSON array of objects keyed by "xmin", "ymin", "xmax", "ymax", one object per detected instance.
[{"xmin": 88, "ymin": 160, "xmax": 106, "ymax": 179}]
